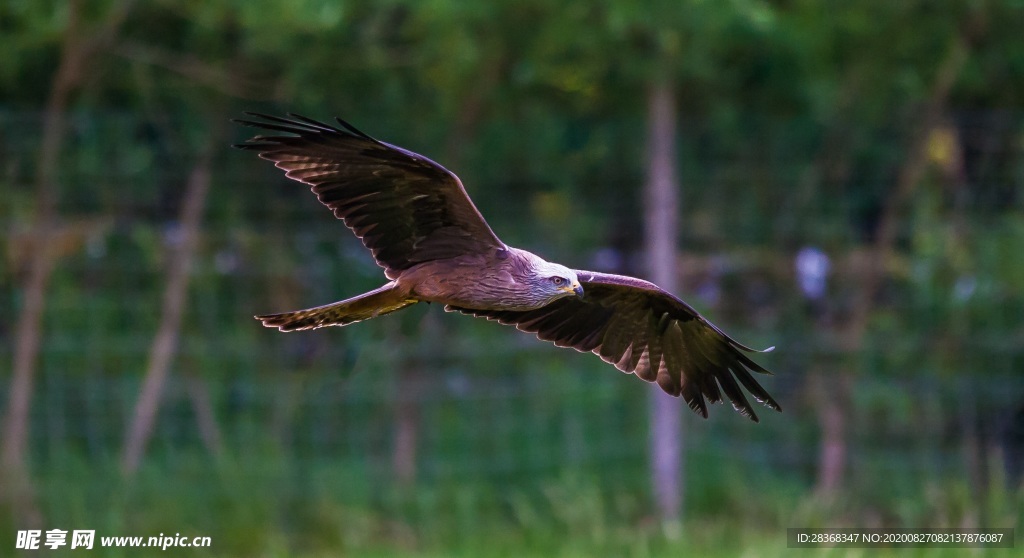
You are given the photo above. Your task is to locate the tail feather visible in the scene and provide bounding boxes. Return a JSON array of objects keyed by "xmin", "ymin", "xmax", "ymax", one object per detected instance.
[{"xmin": 257, "ymin": 282, "xmax": 417, "ymax": 332}]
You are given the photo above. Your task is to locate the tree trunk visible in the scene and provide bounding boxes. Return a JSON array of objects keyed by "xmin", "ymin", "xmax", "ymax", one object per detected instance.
[
  {"xmin": 121, "ymin": 155, "xmax": 211, "ymax": 475},
  {"xmin": 184, "ymin": 371, "xmax": 224, "ymax": 460},
  {"xmin": 392, "ymin": 358, "xmax": 422, "ymax": 487},
  {"xmin": 811, "ymin": 370, "xmax": 849, "ymax": 496},
  {"xmin": 1, "ymin": 0, "xmax": 131, "ymax": 526},
  {"xmin": 814, "ymin": 33, "xmax": 970, "ymax": 497},
  {"xmin": 644, "ymin": 81, "xmax": 683, "ymax": 528}
]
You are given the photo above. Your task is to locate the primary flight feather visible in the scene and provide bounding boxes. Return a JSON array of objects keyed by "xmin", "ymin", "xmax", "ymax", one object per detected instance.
[{"xmin": 236, "ymin": 113, "xmax": 781, "ymax": 421}]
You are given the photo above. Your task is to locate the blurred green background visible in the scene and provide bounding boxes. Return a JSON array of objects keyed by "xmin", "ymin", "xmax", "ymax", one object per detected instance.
[{"xmin": 2, "ymin": 1, "xmax": 1024, "ymax": 556}]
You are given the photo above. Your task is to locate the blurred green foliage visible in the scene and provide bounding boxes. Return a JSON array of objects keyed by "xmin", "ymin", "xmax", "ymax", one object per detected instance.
[{"xmin": 2, "ymin": 0, "xmax": 1024, "ymax": 555}]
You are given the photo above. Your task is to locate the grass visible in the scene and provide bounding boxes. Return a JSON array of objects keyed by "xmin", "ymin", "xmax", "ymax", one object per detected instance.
[{"xmin": 3, "ymin": 443, "xmax": 1020, "ymax": 557}]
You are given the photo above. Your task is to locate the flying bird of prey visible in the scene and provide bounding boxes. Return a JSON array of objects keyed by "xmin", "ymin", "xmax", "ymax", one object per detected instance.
[{"xmin": 236, "ymin": 113, "xmax": 781, "ymax": 421}]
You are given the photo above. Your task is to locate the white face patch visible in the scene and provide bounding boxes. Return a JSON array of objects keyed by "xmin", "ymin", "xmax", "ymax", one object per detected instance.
[
  {"xmin": 534, "ymin": 261, "xmax": 578, "ymax": 286},
  {"xmin": 532, "ymin": 261, "xmax": 581, "ymax": 290}
]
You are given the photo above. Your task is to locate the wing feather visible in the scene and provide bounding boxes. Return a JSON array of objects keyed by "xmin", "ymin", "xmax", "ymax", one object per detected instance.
[
  {"xmin": 448, "ymin": 270, "xmax": 780, "ymax": 421},
  {"xmin": 236, "ymin": 113, "xmax": 504, "ymax": 279}
]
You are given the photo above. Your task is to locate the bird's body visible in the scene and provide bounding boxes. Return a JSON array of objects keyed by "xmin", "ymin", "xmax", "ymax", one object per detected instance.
[
  {"xmin": 398, "ymin": 247, "xmax": 575, "ymax": 311},
  {"xmin": 237, "ymin": 113, "xmax": 781, "ymax": 421}
]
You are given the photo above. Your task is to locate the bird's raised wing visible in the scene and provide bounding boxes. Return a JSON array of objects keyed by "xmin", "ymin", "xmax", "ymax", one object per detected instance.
[
  {"xmin": 447, "ymin": 270, "xmax": 780, "ymax": 421},
  {"xmin": 235, "ymin": 113, "xmax": 504, "ymax": 279}
]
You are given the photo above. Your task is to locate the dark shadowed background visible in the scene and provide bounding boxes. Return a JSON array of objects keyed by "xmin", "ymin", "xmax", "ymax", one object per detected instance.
[{"xmin": 2, "ymin": 1, "xmax": 1023, "ymax": 556}]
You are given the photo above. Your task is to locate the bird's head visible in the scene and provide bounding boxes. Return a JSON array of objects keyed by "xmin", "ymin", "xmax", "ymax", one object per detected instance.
[{"xmin": 533, "ymin": 261, "xmax": 584, "ymax": 303}]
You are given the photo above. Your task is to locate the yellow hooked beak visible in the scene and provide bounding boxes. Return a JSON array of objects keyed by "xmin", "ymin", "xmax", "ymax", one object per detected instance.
[{"xmin": 560, "ymin": 282, "xmax": 584, "ymax": 299}]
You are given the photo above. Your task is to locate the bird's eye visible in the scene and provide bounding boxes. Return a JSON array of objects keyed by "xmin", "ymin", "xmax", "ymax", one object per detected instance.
[{"xmin": 552, "ymin": 277, "xmax": 564, "ymax": 286}]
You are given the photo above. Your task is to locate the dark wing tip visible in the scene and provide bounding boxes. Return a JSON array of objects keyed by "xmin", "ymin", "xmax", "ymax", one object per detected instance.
[
  {"xmin": 747, "ymin": 389, "xmax": 783, "ymax": 414},
  {"xmin": 334, "ymin": 116, "xmax": 375, "ymax": 140},
  {"xmin": 232, "ymin": 117, "xmax": 263, "ymax": 129},
  {"xmin": 231, "ymin": 141, "xmax": 262, "ymax": 150},
  {"xmin": 255, "ymin": 313, "xmax": 296, "ymax": 332},
  {"xmin": 235, "ymin": 112, "xmax": 378, "ymax": 147},
  {"xmin": 286, "ymin": 112, "xmax": 347, "ymax": 134},
  {"xmin": 236, "ymin": 112, "xmax": 287, "ymax": 126},
  {"xmin": 762, "ymin": 397, "xmax": 783, "ymax": 413},
  {"xmin": 728, "ymin": 338, "xmax": 777, "ymax": 354}
]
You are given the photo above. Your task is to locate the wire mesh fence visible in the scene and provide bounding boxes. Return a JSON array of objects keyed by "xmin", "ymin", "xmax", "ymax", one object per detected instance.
[{"xmin": 2, "ymin": 108, "xmax": 1023, "ymax": 548}]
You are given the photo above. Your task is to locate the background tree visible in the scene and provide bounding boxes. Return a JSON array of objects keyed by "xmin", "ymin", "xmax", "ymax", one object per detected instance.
[{"xmin": 2, "ymin": 0, "xmax": 1023, "ymax": 554}]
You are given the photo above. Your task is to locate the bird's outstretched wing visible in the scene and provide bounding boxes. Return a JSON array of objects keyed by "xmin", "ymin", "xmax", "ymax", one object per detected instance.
[
  {"xmin": 448, "ymin": 270, "xmax": 780, "ymax": 421},
  {"xmin": 235, "ymin": 113, "xmax": 504, "ymax": 279}
]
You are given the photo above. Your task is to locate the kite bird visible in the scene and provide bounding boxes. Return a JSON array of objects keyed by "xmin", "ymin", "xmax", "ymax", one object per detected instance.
[{"xmin": 235, "ymin": 113, "xmax": 781, "ymax": 421}]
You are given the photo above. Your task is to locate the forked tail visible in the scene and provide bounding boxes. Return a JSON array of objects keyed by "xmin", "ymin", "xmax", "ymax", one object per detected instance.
[{"xmin": 256, "ymin": 282, "xmax": 417, "ymax": 332}]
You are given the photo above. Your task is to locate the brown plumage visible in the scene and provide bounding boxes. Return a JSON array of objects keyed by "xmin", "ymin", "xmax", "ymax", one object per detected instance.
[{"xmin": 236, "ymin": 113, "xmax": 781, "ymax": 421}]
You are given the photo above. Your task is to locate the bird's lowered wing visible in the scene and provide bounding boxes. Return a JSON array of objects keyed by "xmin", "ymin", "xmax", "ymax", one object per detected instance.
[
  {"xmin": 235, "ymin": 113, "xmax": 504, "ymax": 279},
  {"xmin": 447, "ymin": 270, "xmax": 780, "ymax": 421}
]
